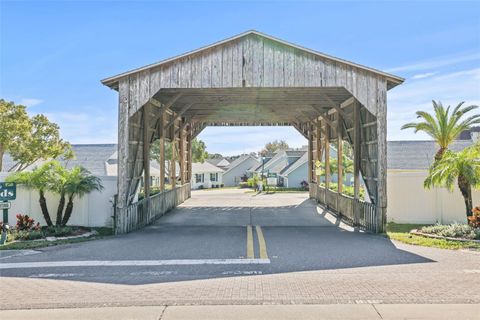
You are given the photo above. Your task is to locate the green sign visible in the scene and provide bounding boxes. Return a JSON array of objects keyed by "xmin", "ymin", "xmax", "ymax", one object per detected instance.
[
  {"xmin": 267, "ymin": 172, "xmax": 277, "ymax": 178},
  {"xmin": 0, "ymin": 182, "xmax": 16, "ymax": 201}
]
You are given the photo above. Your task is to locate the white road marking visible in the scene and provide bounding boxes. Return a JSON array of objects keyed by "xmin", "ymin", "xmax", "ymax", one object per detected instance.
[
  {"xmin": 0, "ymin": 250, "xmax": 41, "ymax": 260},
  {"xmin": 29, "ymin": 273, "xmax": 84, "ymax": 278},
  {"xmin": 463, "ymin": 269, "xmax": 480, "ymax": 273},
  {"xmin": 0, "ymin": 258, "xmax": 271, "ymax": 269}
]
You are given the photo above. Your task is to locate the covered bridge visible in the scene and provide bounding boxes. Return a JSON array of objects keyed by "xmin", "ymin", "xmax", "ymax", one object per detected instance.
[{"xmin": 102, "ymin": 30, "xmax": 404, "ymax": 234}]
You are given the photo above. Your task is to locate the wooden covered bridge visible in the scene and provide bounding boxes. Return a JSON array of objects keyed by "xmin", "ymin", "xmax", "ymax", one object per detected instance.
[{"xmin": 102, "ymin": 30, "xmax": 404, "ymax": 234}]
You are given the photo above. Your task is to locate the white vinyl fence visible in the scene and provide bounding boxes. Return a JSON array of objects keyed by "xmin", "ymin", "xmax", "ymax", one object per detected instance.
[
  {"xmin": 0, "ymin": 173, "xmax": 117, "ymax": 228},
  {"xmin": 387, "ymin": 170, "xmax": 480, "ymax": 224}
]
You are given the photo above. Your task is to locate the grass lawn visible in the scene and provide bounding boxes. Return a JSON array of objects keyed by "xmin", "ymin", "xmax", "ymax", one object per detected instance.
[
  {"xmin": 0, "ymin": 227, "xmax": 113, "ymax": 250},
  {"xmin": 386, "ymin": 222, "xmax": 480, "ymax": 250}
]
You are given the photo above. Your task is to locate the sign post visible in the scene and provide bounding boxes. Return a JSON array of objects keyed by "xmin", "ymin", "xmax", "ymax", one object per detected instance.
[{"xmin": 0, "ymin": 182, "xmax": 16, "ymax": 245}]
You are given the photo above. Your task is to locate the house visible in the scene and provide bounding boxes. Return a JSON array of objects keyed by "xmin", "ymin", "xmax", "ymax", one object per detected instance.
[
  {"xmin": 191, "ymin": 162, "xmax": 224, "ymax": 189},
  {"xmin": 255, "ymin": 150, "xmax": 306, "ymax": 186},
  {"xmin": 1, "ymin": 144, "xmax": 117, "ymax": 175},
  {"xmin": 205, "ymin": 158, "xmax": 230, "ymax": 169},
  {"xmin": 280, "ymin": 152, "xmax": 308, "ymax": 188},
  {"xmin": 222, "ymin": 155, "xmax": 260, "ymax": 186}
]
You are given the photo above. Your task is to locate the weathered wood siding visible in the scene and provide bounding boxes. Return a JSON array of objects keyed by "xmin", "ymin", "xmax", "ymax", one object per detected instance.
[{"xmin": 122, "ymin": 34, "xmax": 387, "ymax": 117}]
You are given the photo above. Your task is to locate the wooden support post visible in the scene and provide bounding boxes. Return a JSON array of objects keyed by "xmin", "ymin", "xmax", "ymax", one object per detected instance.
[
  {"xmin": 325, "ymin": 123, "xmax": 330, "ymax": 189},
  {"xmin": 353, "ymin": 101, "xmax": 361, "ymax": 199},
  {"xmin": 187, "ymin": 123, "xmax": 192, "ymax": 183},
  {"xmin": 159, "ymin": 113, "xmax": 165, "ymax": 192},
  {"xmin": 143, "ymin": 104, "xmax": 151, "ymax": 199},
  {"xmin": 307, "ymin": 125, "xmax": 313, "ymax": 183},
  {"xmin": 179, "ymin": 120, "xmax": 185, "ymax": 185},
  {"xmin": 117, "ymin": 78, "xmax": 130, "ymax": 234},
  {"xmin": 170, "ymin": 117, "xmax": 176, "ymax": 188},
  {"xmin": 376, "ymin": 82, "xmax": 388, "ymax": 233},
  {"xmin": 337, "ymin": 112, "xmax": 343, "ymax": 194},
  {"xmin": 315, "ymin": 119, "xmax": 322, "ymax": 184}
]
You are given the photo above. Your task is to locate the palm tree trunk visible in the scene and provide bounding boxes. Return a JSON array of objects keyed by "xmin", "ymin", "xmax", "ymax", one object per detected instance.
[
  {"xmin": 458, "ymin": 174, "xmax": 473, "ymax": 217},
  {"xmin": 56, "ymin": 192, "xmax": 65, "ymax": 226},
  {"xmin": 39, "ymin": 190, "xmax": 53, "ymax": 226},
  {"xmin": 435, "ymin": 147, "xmax": 446, "ymax": 161},
  {"xmin": 61, "ymin": 195, "xmax": 74, "ymax": 226}
]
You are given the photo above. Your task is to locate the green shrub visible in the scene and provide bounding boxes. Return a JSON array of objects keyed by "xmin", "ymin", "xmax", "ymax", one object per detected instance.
[
  {"xmin": 421, "ymin": 223, "xmax": 480, "ymax": 240},
  {"xmin": 9, "ymin": 230, "xmax": 44, "ymax": 241}
]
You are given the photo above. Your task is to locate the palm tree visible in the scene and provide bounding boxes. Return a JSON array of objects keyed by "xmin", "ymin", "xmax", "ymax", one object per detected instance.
[
  {"xmin": 401, "ymin": 101, "xmax": 480, "ymax": 161},
  {"xmin": 6, "ymin": 161, "xmax": 60, "ymax": 226},
  {"xmin": 424, "ymin": 143, "xmax": 480, "ymax": 218},
  {"xmin": 61, "ymin": 167, "xmax": 103, "ymax": 226}
]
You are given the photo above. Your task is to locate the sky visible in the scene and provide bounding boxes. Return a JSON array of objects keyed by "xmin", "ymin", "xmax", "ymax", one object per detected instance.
[{"xmin": 1, "ymin": 0, "xmax": 479, "ymax": 156}]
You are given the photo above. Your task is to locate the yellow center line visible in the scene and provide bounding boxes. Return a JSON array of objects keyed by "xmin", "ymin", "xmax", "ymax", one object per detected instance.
[
  {"xmin": 255, "ymin": 226, "xmax": 268, "ymax": 259},
  {"xmin": 246, "ymin": 225, "xmax": 254, "ymax": 259}
]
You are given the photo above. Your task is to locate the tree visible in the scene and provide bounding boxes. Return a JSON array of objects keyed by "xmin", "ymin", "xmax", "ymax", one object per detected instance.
[
  {"xmin": 8, "ymin": 114, "xmax": 73, "ymax": 171},
  {"xmin": 259, "ymin": 140, "xmax": 289, "ymax": 156},
  {"xmin": 0, "ymin": 99, "xmax": 72, "ymax": 172},
  {"xmin": 401, "ymin": 101, "xmax": 480, "ymax": 161},
  {"xmin": 191, "ymin": 138, "xmax": 208, "ymax": 163},
  {"xmin": 424, "ymin": 143, "xmax": 480, "ymax": 218},
  {"xmin": 208, "ymin": 153, "xmax": 224, "ymax": 159},
  {"xmin": 61, "ymin": 167, "xmax": 103, "ymax": 226},
  {"xmin": 150, "ymin": 138, "xmax": 208, "ymax": 164},
  {"xmin": 6, "ymin": 162, "xmax": 60, "ymax": 226},
  {"xmin": 0, "ymin": 99, "xmax": 30, "ymax": 171}
]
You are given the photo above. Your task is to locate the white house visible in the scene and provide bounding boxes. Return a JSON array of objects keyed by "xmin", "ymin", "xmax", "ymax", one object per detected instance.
[{"xmin": 191, "ymin": 162, "xmax": 224, "ymax": 189}]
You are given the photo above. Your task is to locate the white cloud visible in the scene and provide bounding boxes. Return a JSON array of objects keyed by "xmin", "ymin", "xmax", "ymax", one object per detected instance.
[
  {"xmin": 411, "ymin": 72, "xmax": 437, "ymax": 80},
  {"xmin": 388, "ymin": 67, "xmax": 480, "ymax": 141},
  {"xmin": 386, "ymin": 52, "xmax": 480, "ymax": 73},
  {"xmin": 19, "ymin": 98, "xmax": 43, "ymax": 107}
]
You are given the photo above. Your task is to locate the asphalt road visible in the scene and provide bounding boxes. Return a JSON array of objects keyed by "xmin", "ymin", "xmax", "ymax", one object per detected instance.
[{"xmin": 0, "ymin": 189, "xmax": 431, "ymax": 285}]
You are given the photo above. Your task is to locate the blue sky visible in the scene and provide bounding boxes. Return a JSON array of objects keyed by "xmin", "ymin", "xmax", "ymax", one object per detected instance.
[{"xmin": 1, "ymin": 0, "xmax": 479, "ymax": 156}]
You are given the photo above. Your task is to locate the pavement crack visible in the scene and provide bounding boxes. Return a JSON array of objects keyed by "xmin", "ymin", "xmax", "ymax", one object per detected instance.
[
  {"xmin": 372, "ymin": 304, "xmax": 383, "ymax": 319},
  {"xmin": 158, "ymin": 305, "xmax": 168, "ymax": 320}
]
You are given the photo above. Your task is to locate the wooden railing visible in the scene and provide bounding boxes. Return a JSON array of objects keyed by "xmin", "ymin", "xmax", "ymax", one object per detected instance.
[
  {"xmin": 117, "ymin": 183, "xmax": 191, "ymax": 234},
  {"xmin": 309, "ymin": 182, "xmax": 377, "ymax": 233}
]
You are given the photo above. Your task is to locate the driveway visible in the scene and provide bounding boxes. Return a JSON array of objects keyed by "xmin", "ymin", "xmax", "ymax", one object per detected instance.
[{"xmin": 1, "ymin": 189, "xmax": 479, "ymax": 309}]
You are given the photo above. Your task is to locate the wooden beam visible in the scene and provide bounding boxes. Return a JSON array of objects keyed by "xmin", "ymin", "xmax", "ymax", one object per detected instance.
[
  {"xmin": 337, "ymin": 112, "xmax": 343, "ymax": 194},
  {"xmin": 308, "ymin": 129, "xmax": 313, "ymax": 183},
  {"xmin": 316, "ymin": 119, "xmax": 322, "ymax": 184},
  {"xmin": 179, "ymin": 120, "xmax": 185, "ymax": 185},
  {"xmin": 170, "ymin": 118, "xmax": 176, "ymax": 188},
  {"xmin": 318, "ymin": 114, "xmax": 335, "ymax": 129},
  {"xmin": 353, "ymin": 101, "xmax": 361, "ymax": 199},
  {"xmin": 324, "ymin": 124, "xmax": 330, "ymax": 189},
  {"xmin": 143, "ymin": 104, "xmax": 151, "ymax": 199},
  {"xmin": 159, "ymin": 113, "xmax": 165, "ymax": 191}
]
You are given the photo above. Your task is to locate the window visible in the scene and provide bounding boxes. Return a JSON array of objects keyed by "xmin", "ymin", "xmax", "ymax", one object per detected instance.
[
  {"xmin": 195, "ymin": 174, "xmax": 204, "ymax": 183},
  {"xmin": 210, "ymin": 172, "xmax": 218, "ymax": 182}
]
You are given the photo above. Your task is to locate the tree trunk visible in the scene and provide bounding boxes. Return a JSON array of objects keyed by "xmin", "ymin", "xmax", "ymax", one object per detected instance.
[
  {"xmin": 39, "ymin": 190, "xmax": 53, "ymax": 226},
  {"xmin": 458, "ymin": 174, "xmax": 473, "ymax": 217},
  {"xmin": 61, "ymin": 194, "xmax": 74, "ymax": 226},
  {"xmin": 434, "ymin": 147, "xmax": 446, "ymax": 161},
  {"xmin": 56, "ymin": 191, "xmax": 65, "ymax": 226},
  {"xmin": 0, "ymin": 147, "xmax": 4, "ymax": 172}
]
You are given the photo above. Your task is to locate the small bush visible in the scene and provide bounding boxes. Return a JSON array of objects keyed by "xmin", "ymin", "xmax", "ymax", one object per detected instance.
[
  {"xmin": 15, "ymin": 214, "xmax": 40, "ymax": 231},
  {"xmin": 10, "ymin": 230, "xmax": 44, "ymax": 241},
  {"xmin": 45, "ymin": 226, "xmax": 73, "ymax": 237},
  {"xmin": 420, "ymin": 223, "xmax": 480, "ymax": 240}
]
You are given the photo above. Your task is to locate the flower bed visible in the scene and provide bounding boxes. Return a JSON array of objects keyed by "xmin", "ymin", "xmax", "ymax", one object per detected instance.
[
  {"xmin": 411, "ymin": 223, "xmax": 480, "ymax": 242},
  {"xmin": 1, "ymin": 214, "xmax": 99, "ymax": 244}
]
